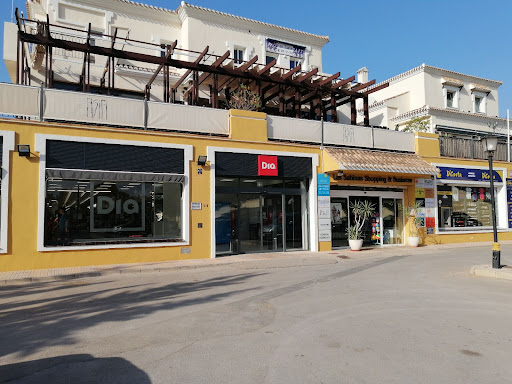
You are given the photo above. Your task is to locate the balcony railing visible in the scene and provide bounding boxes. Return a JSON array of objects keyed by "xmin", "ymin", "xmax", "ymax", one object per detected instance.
[
  {"xmin": 0, "ymin": 82, "xmax": 416, "ymax": 152},
  {"xmin": 439, "ymin": 136, "xmax": 509, "ymax": 161}
]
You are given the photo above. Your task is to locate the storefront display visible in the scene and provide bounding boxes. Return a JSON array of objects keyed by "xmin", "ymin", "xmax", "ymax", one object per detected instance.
[
  {"xmin": 43, "ymin": 139, "xmax": 186, "ymax": 247},
  {"xmin": 437, "ymin": 185, "xmax": 494, "ymax": 229},
  {"xmin": 45, "ymin": 179, "xmax": 182, "ymax": 246}
]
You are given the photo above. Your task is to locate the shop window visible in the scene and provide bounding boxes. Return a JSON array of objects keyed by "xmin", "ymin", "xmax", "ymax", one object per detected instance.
[
  {"xmin": 44, "ymin": 179, "xmax": 182, "ymax": 246},
  {"xmin": 40, "ymin": 138, "xmax": 189, "ymax": 249},
  {"xmin": 437, "ymin": 185, "xmax": 496, "ymax": 230}
]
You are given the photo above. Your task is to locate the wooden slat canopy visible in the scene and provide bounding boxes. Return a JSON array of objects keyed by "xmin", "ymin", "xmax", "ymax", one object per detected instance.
[{"xmin": 15, "ymin": 9, "xmax": 388, "ymax": 125}]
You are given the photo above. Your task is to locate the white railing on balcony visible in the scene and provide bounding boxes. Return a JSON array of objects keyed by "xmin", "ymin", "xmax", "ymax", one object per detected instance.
[
  {"xmin": 267, "ymin": 115, "xmax": 415, "ymax": 152},
  {"xmin": 0, "ymin": 82, "xmax": 414, "ymax": 152},
  {"xmin": 0, "ymin": 83, "xmax": 40, "ymax": 119},
  {"xmin": 147, "ymin": 102, "xmax": 228, "ymax": 134},
  {"xmin": 0, "ymin": 83, "xmax": 228, "ymax": 135},
  {"xmin": 44, "ymin": 89, "xmax": 145, "ymax": 128}
]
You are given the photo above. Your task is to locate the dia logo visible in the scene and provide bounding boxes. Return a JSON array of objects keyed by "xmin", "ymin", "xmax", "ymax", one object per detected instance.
[
  {"xmin": 97, "ymin": 196, "xmax": 139, "ymax": 215},
  {"xmin": 258, "ymin": 155, "xmax": 278, "ymax": 176}
]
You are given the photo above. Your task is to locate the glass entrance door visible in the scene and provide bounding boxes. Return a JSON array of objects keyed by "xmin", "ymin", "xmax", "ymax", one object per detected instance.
[
  {"xmin": 262, "ymin": 195, "xmax": 283, "ymax": 251},
  {"xmin": 331, "ymin": 198, "xmax": 348, "ymax": 247},
  {"xmin": 382, "ymin": 198, "xmax": 404, "ymax": 244}
]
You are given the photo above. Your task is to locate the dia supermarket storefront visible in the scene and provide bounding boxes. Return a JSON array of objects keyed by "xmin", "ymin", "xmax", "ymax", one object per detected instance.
[{"xmin": 209, "ymin": 147, "xmax": 319, "ymax": 257}]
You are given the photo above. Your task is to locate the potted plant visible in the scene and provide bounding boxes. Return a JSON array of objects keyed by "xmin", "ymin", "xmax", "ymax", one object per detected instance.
[
  {"xmin": 346, "ymin": 200, "xmax": 376, "ymax": 251},
  {"xmin": 405, "ymin": 201, "xmax": 424, "ymax": 247}
]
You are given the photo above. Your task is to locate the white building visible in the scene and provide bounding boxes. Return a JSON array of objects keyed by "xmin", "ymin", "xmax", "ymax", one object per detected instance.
[
  {"xmin": 4, "ymin": 0, "xmax": 329, "ymax": 103},
  {"xmin": 362, "ymin": 64, "xmax": 505, "ymax": 135}
]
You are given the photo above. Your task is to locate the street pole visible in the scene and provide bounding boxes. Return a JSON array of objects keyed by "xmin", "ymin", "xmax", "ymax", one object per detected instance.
[{"xmin": 488, "ymin": 150, "xmax": 501, "ymax": 268}]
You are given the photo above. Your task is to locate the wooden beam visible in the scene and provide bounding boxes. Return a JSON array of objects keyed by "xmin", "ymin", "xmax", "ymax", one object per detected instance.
[
  {"xmin": 171, "ymin": 46, "xmax": 209, "ymax": 92},
  {"xmin": 295, "ymin": 68, "xmax": 318, "ymax": 83},
  {"xmin": 350, "ymin": 98, "xmax": 356, "ymax": 125},
  {"xmin": 331, "ymin": 75, "xmax": 355, "ymax": 89},
  {"xmin": 351, "ymin": 79, "xmax": 376, "ymax": 92},
  {"xmin": 147, "ymin": 39, "xmax": 177, "ymax": 89},
  {"xmin": 317, "ymin": 72, "xmax": 340, "ymax": 86},
  {"xmin": 282, "ymin": 64, "xmax": 302, "ymax": 80},
  {"xmin": 363, "ymin": 95, "xmax": 369, "ymax": 126},
  {"xmin": 363, "ymin": 82, "xmax": 389, "ymax": 95},
  {"xmin": 257, "ymin": 58, "xmax": 277, "ymax": 75},
  {"xmin": 237, "ymin": 55, "xmax": 258, "ymax": 72}
]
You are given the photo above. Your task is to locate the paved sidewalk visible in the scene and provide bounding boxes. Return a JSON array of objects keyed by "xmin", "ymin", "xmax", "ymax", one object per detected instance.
[{"xmin": 1, "ymin": 241, "xmax": 509, "ymax": 284}]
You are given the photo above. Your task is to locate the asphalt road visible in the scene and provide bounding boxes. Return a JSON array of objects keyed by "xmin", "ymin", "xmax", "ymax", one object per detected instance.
[{"xmin": 1, "ymin": 245, "xmax": 512, "ymax": 383}]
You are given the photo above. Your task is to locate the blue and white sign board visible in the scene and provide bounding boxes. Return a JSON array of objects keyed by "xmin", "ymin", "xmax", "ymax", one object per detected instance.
[
  {"xmin": 265, "ymin": 38, "xmax": 306, "ymax": 59},
  {"xmin": 317, "ymin": 173, "xmax": 331, "ymax": 242},
  {"xmin": 437, "ymin": 166, "xmax": 503, "ymax": 183}
]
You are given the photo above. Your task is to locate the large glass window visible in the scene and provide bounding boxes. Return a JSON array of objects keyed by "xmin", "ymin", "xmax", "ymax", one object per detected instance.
[
  {"xmin": 45, "ymin": 178, "xmax": 182, "ymax": 246},
  {"xmin": 438, "ymin": 185, "xmax": 496, "ymax": 229}
]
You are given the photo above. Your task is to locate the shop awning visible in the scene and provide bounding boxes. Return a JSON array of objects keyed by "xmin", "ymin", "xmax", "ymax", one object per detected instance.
[{"xmin": 324, "ymin": 148, "xmax": 438, "ymax": 175}]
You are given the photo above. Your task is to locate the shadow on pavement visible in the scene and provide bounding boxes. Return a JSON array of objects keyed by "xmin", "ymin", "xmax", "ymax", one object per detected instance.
[
  {"xmin": 0, "ymin": 272, "xmax": 264, "ymax": 358},
  {"xmin": 0, "ymin": 354, "xmax": 150, "ymax": 383}
]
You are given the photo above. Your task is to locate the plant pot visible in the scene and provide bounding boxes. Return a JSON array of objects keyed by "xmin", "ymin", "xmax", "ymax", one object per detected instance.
[
  {"xmin": 407, "ymin": 236, "xmax": 420, "ymax": 247},
  {"xmin": 348, "ymin": 239, "xmax": 364, "ymax": 251}
]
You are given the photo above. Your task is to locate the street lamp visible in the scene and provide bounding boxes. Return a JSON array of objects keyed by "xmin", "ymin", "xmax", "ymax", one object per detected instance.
[{"xmin": 482, "ymin": 134, "xmax": 501, "ymax": 269}]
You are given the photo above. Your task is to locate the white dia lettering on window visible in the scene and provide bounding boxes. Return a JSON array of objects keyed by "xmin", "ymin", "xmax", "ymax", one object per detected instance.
[{"xmin": 97, "ymin": 196, "xmax": 140, "ymax": 215}]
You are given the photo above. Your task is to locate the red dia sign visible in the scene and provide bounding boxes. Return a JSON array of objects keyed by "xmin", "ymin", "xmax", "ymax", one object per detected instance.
[{"xmin": 258, "ymin": 155, "xmax": 278, "ymax": 176}]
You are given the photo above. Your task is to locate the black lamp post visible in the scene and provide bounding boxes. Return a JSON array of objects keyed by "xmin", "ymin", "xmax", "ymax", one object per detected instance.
[{"xmin": 483, "ymin": 134, "xmax": 501, "ymax": 269}]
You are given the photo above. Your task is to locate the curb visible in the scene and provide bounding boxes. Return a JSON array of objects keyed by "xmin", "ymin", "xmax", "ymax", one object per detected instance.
[{"xmin": 470, "ymin": 264, "xmax": 512, "ymax": 281}]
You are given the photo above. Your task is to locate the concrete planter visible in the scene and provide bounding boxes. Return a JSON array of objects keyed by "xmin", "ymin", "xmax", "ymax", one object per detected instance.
[
  {"xmin": 349, "ymin": 239, "xmax": 364, "ymax": 251},
  {"xmin": 407, "ymin": 236, "xmax": 420, "ymax": 247}
]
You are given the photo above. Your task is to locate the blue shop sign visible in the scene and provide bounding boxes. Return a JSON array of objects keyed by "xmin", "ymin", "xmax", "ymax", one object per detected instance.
[
  {"xmin": 437, "ymin": 167, "xmax": 503, "ymax": 183},
  {"xmin": 317, "ymin": 173, "xmax": 330, "ymax": 196}
]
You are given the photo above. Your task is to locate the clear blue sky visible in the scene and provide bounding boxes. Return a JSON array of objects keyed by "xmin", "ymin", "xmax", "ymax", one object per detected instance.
[{"xmin": 2, "ymin": 0, "xmax": 511, "ymax": 117}]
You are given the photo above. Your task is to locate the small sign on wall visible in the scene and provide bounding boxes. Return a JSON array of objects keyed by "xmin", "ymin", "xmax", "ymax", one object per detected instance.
[{"xmin": 191, "ymin": 202, "xmax": 202, "ymax": 210}]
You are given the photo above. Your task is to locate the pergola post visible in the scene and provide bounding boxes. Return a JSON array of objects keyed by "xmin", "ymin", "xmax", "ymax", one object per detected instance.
[
  {"xmin": 295, "ymin": 88, "xmax": 301, "ymax": 118},
  {"xmin": 350, "ymin": 98, "xmax": 357, "ymax": 125},
  {"xmin": 279, "ymin": 85, "xmax": 285, "ymax": 116},
  {"xmin": 363, "ymin": 95, "xmax": 369, "ymax": 126},
  {"xmin": 330, "ymin": 93, "xmax": 336, "ymax": 122}
]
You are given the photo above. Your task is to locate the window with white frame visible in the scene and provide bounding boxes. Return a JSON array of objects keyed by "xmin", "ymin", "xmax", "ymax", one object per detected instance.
[
  {"xmin": 290, "ymin": 58, "xmax": 301, "ymax": 69},
  {"xmin": 444, "ymin": 85, "xmax": 460, "ymax": 109},
  {"xmin": 0, "ymin": 131, "xmax": 14, "ymax": 254},
  {"xmin": 42, "ymin": 139, "xmax": 187, "ymax": 248},
  {"xmin": 233, "ymin": 48, "xmax": 244, "ymax": 64},
  {"xmin": 266, "ymin": 54, "xmax": 278, "ymax": 65},
  {"xmin": 473, "ymin": 91, "xmax": 487, "ymax": 114}
]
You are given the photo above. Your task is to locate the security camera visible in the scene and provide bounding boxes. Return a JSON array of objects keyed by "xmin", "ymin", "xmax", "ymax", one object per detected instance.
[{"xmin": 337, "ymin": 171, "xmax": 343, "ymax": 177}]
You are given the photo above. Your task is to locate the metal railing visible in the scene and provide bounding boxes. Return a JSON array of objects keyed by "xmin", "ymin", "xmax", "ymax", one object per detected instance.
[{"xmin": 439, "ymin": 136, "xmax": 508, "ymax": 161}]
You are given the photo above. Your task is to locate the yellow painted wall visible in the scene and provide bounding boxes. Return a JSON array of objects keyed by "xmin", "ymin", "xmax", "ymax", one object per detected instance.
[{"xmin": 0, "ymin": 113, "xmax": 321, "ymax": 272}]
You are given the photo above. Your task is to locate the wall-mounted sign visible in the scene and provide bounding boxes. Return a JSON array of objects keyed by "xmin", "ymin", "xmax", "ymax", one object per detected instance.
[
  {"xmin": 258, "ymin": 155, "xmax": 278, "ymax": 176},
  {"xmin": 191, "ymin": 202, "xmax": 202, "ymax": 210},
  {"xmin": 317, "ymin": 174, "xmax": 331, "ymax": 242},
  {"xmin": 340, "ymin": 174, "xmax": 413, "ymax": 184},
  {"xmin": 437, "ymin": 166, "xmax": 503, "ymax": 183},
  {"xmin": 265, "ymin": 38, "xmax": 306, "ymax": 59}
]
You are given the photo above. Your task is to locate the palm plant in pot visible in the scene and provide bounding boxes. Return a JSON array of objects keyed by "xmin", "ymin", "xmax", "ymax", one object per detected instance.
[
  {"xmin": 405, "ymin": 201, "xmax": 423, "ymax": 247},
  {"xmin": 346, "ymin": 200, "xmax": 376, "ymax": 251}
]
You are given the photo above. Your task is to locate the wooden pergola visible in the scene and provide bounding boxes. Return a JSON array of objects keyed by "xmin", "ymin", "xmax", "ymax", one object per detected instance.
[{"xmin": 15, "ymin": 10, "xmax": 388, "ymax": 125}]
